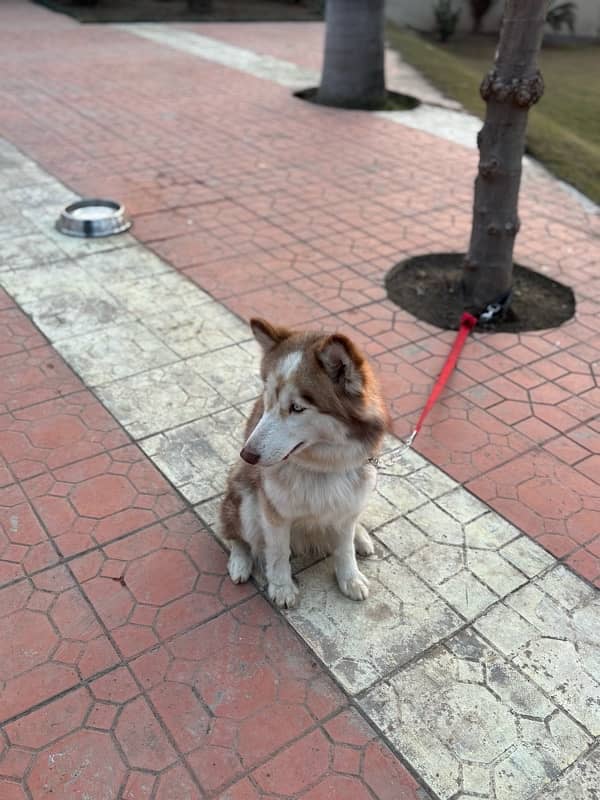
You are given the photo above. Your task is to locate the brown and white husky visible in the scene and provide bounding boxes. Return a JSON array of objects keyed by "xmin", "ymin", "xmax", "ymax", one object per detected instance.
[{"xmin": 220, "ymin": 318, "xmax": 390, "ymax": 608}]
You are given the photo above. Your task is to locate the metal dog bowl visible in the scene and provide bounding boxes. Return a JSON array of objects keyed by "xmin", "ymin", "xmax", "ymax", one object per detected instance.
[{"xmin": 56, "ymin": 199, "xmax": 131, "ymax": 238}]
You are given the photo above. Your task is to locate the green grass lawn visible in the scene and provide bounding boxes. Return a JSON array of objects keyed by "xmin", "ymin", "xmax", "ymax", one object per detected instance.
[{"xmin": 387, "ymin": 27, "xmax": 600, "ymax": 204}]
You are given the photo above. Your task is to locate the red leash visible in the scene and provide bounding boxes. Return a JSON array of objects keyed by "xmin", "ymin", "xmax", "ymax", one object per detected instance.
[{"xmin": 403, "ymin": 311, "xmax": 478, "ymax": 449}]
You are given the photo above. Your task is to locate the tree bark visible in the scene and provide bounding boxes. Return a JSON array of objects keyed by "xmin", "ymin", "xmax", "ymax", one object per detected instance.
[
  {"xmin": 462, "ymin": 0, "xmax": 546, "ymax": 315},
  {"xmin": 316, "ymin": 0, "xmax": 386, "ymax": 110}
]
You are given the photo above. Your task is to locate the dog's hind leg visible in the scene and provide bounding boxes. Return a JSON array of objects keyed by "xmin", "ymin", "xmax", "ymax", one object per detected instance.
[
  {"xmin": 228, "ymin": 540, "xmax": 253, "ymax": 584},
  {"xmin": 354, "ymin": 524, "xmax": 375, "ymax": 557}
]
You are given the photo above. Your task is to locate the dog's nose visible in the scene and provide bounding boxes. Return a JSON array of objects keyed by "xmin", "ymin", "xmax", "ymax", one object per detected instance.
[{"xmin": 240, "ymin": 447, "xmax": 260, "ymax": 465}]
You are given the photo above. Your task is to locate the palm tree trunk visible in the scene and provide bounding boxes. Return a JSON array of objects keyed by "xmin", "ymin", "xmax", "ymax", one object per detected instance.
[
  {"xmin": 316, "ymin": 0, "xmax": 386, "ymax": 110},
  {"xmin": 462, "ymin": 0, "xmax": 546, "ymax": 314}
]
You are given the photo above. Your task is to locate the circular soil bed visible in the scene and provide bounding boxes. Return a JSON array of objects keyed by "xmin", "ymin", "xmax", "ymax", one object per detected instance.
[
  {"xmin": 385, "ymin": 253, "xmax": 575, "ymax": 332},
  {"xmin": 295, "ymin": 87, "xmax": 420, "ymax": 112}
]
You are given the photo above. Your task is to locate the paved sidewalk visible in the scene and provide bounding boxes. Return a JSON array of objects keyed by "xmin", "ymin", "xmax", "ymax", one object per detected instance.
[
  {"xmin": 0, "ymin": 147, "xmax": 429, "ymax": 799},
  {"xmin": 0, "ymin": 2, "xmax": 599, "ymax": 799},
  {"xmin": 2, "ymin": 3, "xmax": 598, "ymax": 583}
]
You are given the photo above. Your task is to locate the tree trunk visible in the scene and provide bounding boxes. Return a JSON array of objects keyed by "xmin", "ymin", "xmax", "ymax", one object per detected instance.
[
  {"xmin": 462, "ymin": 0, "xmax": 546, "ymax": 315},
  {"xmin": 316, "ymin": 0, "xmax": 386, "ymax": 110}
]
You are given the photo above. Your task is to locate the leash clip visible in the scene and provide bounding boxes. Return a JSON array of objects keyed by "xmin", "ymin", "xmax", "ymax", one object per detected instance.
[
  {"xmin": 479, "ymin": 289, "xmax": 512, "ymax": 324},
  {"xmin": 378, "ymin": 431, "xmax": 418, "ymax": 467},
  {"xmin": 479, "ymin": 302, "xmax": 502, "ymax": 323}
]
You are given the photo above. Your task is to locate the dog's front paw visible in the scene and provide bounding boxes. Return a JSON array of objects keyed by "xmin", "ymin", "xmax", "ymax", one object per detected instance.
[
  {"xmin": 228, "ymin": 546, "xmax": 253, "ymax": 584},
  {"xmin": 354, "ymin": 525, "xmax": 375, "ymax": 557},
  {"xmin": 268, "ymin": 581, "xmax": 299, "ymax": 609},
  {"xmin": 338, "ymin": 570, "xmax": 370, "ymax": 601}
]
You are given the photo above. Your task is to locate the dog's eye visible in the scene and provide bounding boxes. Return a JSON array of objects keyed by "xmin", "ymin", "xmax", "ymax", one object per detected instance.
[{"xmin": 289, "ymin": 403, "xmax": 305, "ymax": 414}]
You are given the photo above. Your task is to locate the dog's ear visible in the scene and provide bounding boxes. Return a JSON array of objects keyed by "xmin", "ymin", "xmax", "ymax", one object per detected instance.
[
  {"xmin": 317, "ymin": 334, "xmax": 364, "ymax": 397},
  {"xmin": 250, "ymin": 318, "xmax": 292, "ymax": 352}
]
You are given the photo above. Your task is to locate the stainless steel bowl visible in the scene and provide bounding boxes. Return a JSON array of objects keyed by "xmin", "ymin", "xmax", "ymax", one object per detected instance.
[{"xmin": 56, "ymin": 199, "xmax": 132, "ymax": 238}]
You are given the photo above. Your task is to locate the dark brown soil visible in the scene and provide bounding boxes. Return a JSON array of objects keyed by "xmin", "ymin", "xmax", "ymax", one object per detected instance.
[
  {"xmin": 33, "ymin": 0, "xmax": 324, "ymax": 23},
  {"xmin": 295, "ymin": 87, "xmax": 420, "ymax": 112},
  {"xmin": 385, "ymin": 253, "xmax": 575, "ymax": 332}
]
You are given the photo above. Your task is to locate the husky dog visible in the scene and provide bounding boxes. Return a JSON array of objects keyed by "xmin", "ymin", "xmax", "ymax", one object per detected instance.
[{"xmin": 220, "ymin": 318, "xmax": 389, "ymax": 608}]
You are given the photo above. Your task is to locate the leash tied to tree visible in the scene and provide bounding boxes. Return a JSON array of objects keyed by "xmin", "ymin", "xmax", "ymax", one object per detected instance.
[{"xmin": 395, "ymin": 311, "xmax": 478, "ymax": 455}]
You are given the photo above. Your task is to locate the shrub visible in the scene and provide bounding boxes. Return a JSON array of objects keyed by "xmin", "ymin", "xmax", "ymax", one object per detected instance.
[
  {"xmin": 433, "ymin": 0, "xmax": 461, "ymax": 42},
  {"xmin": 546, "ymin": 1, "xmax": 577, "ymax": 34}
]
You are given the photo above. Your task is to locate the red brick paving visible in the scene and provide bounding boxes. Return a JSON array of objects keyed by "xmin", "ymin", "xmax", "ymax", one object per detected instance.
[
  {"xmin": 22, "ymin": 447, "xmax": 185, "ymax": 558},
  {"xmin": 0, "ymin": 1, "xmax": 598, "ymax": 795},
  {"xmin": 0, "ymin": 345, "xmax": 85, "ymax": 415},
  {"xmin": 0, "ymin": 307, "xmax": 47, "ymax": 357},
  {"xmin": 74, "ymin": 513, "xmax": 256, "ymax": 654},
  {"xmin": 0, "ymin": 391, "xmax": 129, "ymax": 480},
  {"xmin": 0, "ymin": 565, "xmax": 119, "ymax": 722},
  {"xmin": 467, "ymin": 449, "xmax": 600, "ymax": 584},
  {"xmin": 0, "ymin": 483, "xmax": 59, "ymax": 585}
]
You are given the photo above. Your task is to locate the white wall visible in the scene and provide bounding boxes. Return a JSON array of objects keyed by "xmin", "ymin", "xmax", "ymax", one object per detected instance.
[{"xmin": 386, "ymin": 0, "xmax": 600, "ymax": 39}]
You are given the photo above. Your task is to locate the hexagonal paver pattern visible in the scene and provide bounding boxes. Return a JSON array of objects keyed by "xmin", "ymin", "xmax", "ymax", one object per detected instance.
[
  {"xmin": 220, "ymin": 707, "xmax": 427, "ymax": 800},
  {"xmin": 2, "ymin": 11, "xmax": 600, "ymax": 585},
  {"xmin": 0, "ymin": 306, "xmax": 46, "ymax": 357},
  {"xmin": 0, "ymin": 684, "xmax": 202, "ymax": 800},
  {"xmin": 287, "ymin": 555, "xmax": 463, "ymax": 694},
  {"xmin": 143, "ymin": 296, "xmax": 250, "ymax": 359},
  {"xmin": 475, "ymin": 566, "xmax": 600, "ymax": 736},
  {"xmin": 0, "ymin": 260, "xmax": 134, "ymax": 342},
  {"xmin": 286, "ymin": 448, "xmax": 555, "ymax": 694},
  {"xmin": 0, "ymin": 391, "xmax": 128, "ymax": 480},
  {"xmin": 22, "ymin": 446, "xmax": 184, "ymax": 556},
  {"xmin": 0, "ymin": 610, "xmax": 58, "ymax": 678},
  {"xmin": 73, "ymin": 512, "xmax": 255, "ymax": 656},
  {"xmin": 115, "ymin": 695, "xmax": 177, "ymax": 771},
  {"xmin": 0, "ymin": 9, "xmax": 599, "ymax": 799},
  {"xmin": 72, "ymin": 473, "xmax": 137, "ymax": 518},
  {"xmin": 0, "ymin": 346, "xmax": 84, "ymax": 415},
  {"xmin": 361, "ymin": 629, "xmax": 592, "ymax": 800},
  {"xmin": 414, "ymin": 398, "xmax": 533, "ymax": 485},
  {"xmin": 140, "ymin": 407, "xmax": 247, "ymax": 504},
  {"xmin": 0, "ymin": 454, "xmax": 11, "ymax": 490},
  {"xmin": 0, "ymin": 566, "xmax": 118, "ymax": 723},
  {"xmin": 56, "ymin": 321, "xmax": 179, "ymax": 387},
  {"xmin": 28, "ymin": 729, "xmax": 127, "ymax": 798},
  {"xmin": 0, "ymin": 483, "xmax": 58, "ymax": 586},
  {"xmin": 533, "ymin": 748, "xmax": 600, "ymax": 800},
  {"xmin": 0, "ymin": 672, "xmax": 425, "ymax": 800},
  {"xmin": 126, "ymin": 549, "xmax": 197, "ymax": 606},
  {"xmin": 468, "ymin": 450, "xmax": 600, "ymax": 586},
  {"xmin": 95, "ymin": 359, "xmax": 230, "ymax": 440},
  {"xmin": 130, "ymin": 595, "xmax": 347, "ymax": 791}
]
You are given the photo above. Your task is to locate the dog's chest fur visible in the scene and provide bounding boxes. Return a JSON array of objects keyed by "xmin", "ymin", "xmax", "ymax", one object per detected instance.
[{"xmin": 264, "ymin": 461, "xmax": 377, "ymax": 523}]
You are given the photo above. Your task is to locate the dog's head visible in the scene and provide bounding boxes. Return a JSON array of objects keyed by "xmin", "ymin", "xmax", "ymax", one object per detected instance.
[{"xmin": 240, "ymin": 318, "xmax": 388, "ymax": 468}]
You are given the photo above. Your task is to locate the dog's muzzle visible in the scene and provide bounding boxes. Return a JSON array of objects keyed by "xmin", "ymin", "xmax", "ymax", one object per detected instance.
[{"xmin": 240, "ymin": 447, "xmax": 260, "ymax": 465}]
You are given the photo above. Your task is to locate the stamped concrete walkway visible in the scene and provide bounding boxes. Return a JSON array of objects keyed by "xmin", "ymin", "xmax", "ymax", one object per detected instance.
[{"xmin": 0, "ymin": 2, "xmax": 599, "ymax": 799}]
